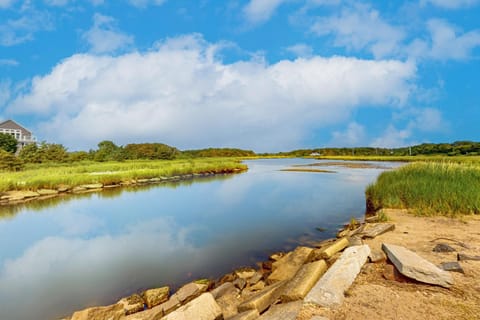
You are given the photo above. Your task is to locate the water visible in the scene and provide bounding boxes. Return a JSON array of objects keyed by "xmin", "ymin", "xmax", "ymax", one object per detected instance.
[{"xmin": 0, "ymin": 159, "xmax": 397, "ymax": 320}]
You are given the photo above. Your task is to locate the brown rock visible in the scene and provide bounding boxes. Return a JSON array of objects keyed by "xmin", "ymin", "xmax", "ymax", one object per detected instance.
[
  {"xmin": 267, "ymin": 246, "xmax": 314, "ymax": 284},
  {"xmin": 117, "ymin": 294, "xmax": 145, "ymax": 315},
  {"xmin": 237, "ymin": 280, "xmax": 286, "ymax": 313},
  {"xmin": 369, "ymin": 249, "xmax": 387, "ymax": 263},
  {"xmin": 361, "ymin": 223, "xmax": 395, "ymax": 238},
  {"xmin": 142, "ymin": 287, "xmax": 169, "ymax": 309},
  {"xmin": 71, "ymin": 304, "xmax": 124, "ymax": 320},
  {"xmin": 173, "ymin": 282, "xmax": 208, "ymax": 304},
  {"xmin": 161, "ymin": 293, "xmax": 222, "ymax": 320}
]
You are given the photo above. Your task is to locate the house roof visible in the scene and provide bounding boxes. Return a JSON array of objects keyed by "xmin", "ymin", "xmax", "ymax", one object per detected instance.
[{"xmin": 0, "ymin": 120, "xmax": 32, "ymax": 136}]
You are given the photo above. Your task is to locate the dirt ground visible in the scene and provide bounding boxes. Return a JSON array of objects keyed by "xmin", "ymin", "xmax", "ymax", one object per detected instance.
[{"xmin": 299, "ymin": 209, "xmax": 480, "ymax": 320}]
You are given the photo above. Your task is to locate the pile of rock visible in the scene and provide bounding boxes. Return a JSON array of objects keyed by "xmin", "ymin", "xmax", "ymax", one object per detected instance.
[{"xmin": 64, "ymin": 218, "xmax": 462, "ymax": 320}]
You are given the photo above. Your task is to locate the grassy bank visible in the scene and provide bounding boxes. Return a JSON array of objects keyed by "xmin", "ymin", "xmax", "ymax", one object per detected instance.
[
  {"xmin": 0, "ymin": 158, "xmax": 247, "ymax": 192},
  {"xmin": 314, "ymin": 155, "xmax": 480, "ymax": 163},
  {"xmin": 366, "ymin": 161, "xmax": 480, "ymax": 216}
]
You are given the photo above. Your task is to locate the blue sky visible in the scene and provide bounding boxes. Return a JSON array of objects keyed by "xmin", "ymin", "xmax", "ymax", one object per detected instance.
[{"xmin": 0, "ymin": 0, "xmax": 479, "ymax": 152}]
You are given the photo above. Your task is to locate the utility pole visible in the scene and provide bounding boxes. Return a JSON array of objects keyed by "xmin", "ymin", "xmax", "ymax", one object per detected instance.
[{"xmin": 409, "ymin": 146, "xmax": 412, "ymax": 156}]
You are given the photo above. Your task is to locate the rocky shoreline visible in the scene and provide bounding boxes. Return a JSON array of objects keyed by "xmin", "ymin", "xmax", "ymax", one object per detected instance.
[
  {"xmin": 0, "ymin": 168, "xmax": 245, "ymax": 206},
  {"xmin": 60, "ymin": 209, "xmax": 480, "ymax": 320}
]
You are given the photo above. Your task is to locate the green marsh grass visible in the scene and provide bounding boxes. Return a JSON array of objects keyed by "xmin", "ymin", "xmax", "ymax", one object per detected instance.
[
  {"xmin": 366, "ymin": 162, "xmax": 480, "ymax": 216},
  {"xmin": 0, "ymin": 158, "xmax": 247, "ymax": 192}
]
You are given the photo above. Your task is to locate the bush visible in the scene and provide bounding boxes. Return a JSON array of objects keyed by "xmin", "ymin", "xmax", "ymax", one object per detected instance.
[{"xmin": 0, "ymin": 149, "xmax": 24, "ymax": 171}]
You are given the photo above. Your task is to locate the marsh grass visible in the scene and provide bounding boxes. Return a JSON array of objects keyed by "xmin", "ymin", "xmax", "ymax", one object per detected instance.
[
  {"xmin": 366, "ymin": 162, "xmax": 480, "ymax": 216},
  {"xmin": 0, "ymin": 158, "xmax": 247, "ymax": 192},
  {"xmin": 315, "ymin": 155, "xmax": 480, "ymax": 163}
]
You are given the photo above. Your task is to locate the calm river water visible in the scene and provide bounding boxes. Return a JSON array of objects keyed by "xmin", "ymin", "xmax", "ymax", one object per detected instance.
[{"xmin": 0, "ymin": 159, "xmax": 397, "ymax": 320}]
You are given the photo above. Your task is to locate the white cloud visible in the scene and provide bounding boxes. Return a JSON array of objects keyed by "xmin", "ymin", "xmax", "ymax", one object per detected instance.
[
  {"xmin": 0, "ymin": 80, "xmax": 11, "ymax": 107},
  {"xmin": 0, "ymin": 10, "xmax": 53, "ymax": 46},
  {"xmin": 286, "ymin": 43, "xmax": 313, "ymax": 57},
  {"xmin": 82, "ymin": 13, "xmax": 134, "ymax": 53},
  {"xmin": 330, "ymin": 122, "xmax": 366, "ymax": 147},
  {"xmin": 243, "ymin": 0, "xmax": 287, "ymax": 25},
  {"xmin": 43, "ymin": 0, "xmax": 71, "ymax": 6},
  {"xmin": 8, "ymin": 34, "xmax": 416, "ymax": 151},
  {"xmin": 311, "ymin": 4, "xmax": 405, "ymax": 59},
  {"xmin": 0, "ymin": 0, "xmax": 16, "ymax": 9},
  {"xmin": 128, "ymin": 0, "xmax": 166, "ymax": 8},
  {"xmin": 0, "ymin": 58, "xmax": 19, "ymax": 66},
  {"xmin": 421, "ymin": 0, "xmax": 480, "ymax": 9}
]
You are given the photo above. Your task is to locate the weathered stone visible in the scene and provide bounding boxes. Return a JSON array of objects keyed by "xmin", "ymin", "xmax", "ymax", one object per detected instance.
[
  {"xmin": 369, "ymin": 249, "xmax": 387, "ymax": 263},
  {"xmin": 433, "ymin": 243, "xmax": 456, "ymax": 253},
  {"xmin": 1, "ymin": 190, "xmax": 40, "ymax": 201},
  {"xmin": 457, "ymin": 253, "xmax": 480, "ymax": 261},
  {"xmin": 57, "ymin": 185, "xmax": 70, "ymax": 192},
  {"xmin": 304, "ymin": 245, "xmax": 371, "ymax": 308},
  {"xmin": 80, "ymin": 183, "xmax": 104, "ymax": 189},
  {"xmin": 262, "ymin": 261, "xmax": 273, "ymax": 271},
  {"xmin": 125, "ymin": 304, "xmax": 163, "ymax": 320},
  {"xmin": 440, "ymin": 262, "xmax": 464, "ymax": 274},
  {"xmin": 233, "ymin": 278, "xmax": 247, "ymax": 290},
  {"xmin": 225, "ymin": 310, "xmax": 259, "ymax": 320},
  {"xmin": 172, "ymin": 282, "xmax": 208, "ymax": 304},
  {"xmin": 280, "ymin": 259, "xmax": 328, "ymax": 302},
  {"xmin": 72, "ymin": 186, "xmax": 87, "ymax": 193},
  {"xmin": 37, "ymin": 189, "xmax": 59, "ymax": 195},
  {"xmin": 71, "ymin": 304, "xmax": 124, "ymax": 320},
  {"xmin": 382, "ymin": 243, "xmax": 453, "ymax": 288},
  {"xmin": 318, "ymin": 238, "xmax": 349, "ymax": 260},
  {"xmin": 219, "ymin": 273, "xmax": 237, "ymax": 284},
  {"xmin": 118, "ymin": 294, "xmax": 145, "ymax": 315},
  {"xmin": 237, "ymin": 280, "xmax": 286, "ymax": 313},
  {"xmin": 382, "ymin": 264, "xmax": 409, "ymax": 282},
  {"xmin": 310, "ymin": 317, "xmax": 330, "ymax": 320},
  {"xmin": 347, "ymin": 236, "xmax": 363, "ymax": 247},
  {"xmin": 249, "ymin": 280, "xmax": 265, "ymax": 291},
  {"xmin": 364, "ymin": 215, "xmax": 379, "ymax": 223},
  {"xmin": 269, "ymin": 252, "xmax": 285, "ymax": 262},
  {"xmin": 211, "ymin": 282, "xmax": 237, "ymax": 299},
  {"xmin": 267, "ymin": 246, "xmax": 314, "ymax": 284},
  {"xmin": 235, "ymin": 267, "xmax": 256, "ymax": 279},
  {"xmin": 360, "ymin": 223, "xmax": 395, "ymax": 238},
  {"xmin": 257, "ymin": 300, "xmax": 302, "ymax": 320},
  {"xmin": 142, "ymin": 287, "xmax": 170, "ymax": 309},
  {"xmin": 160, "ymin": 293, "xmax": 222, "ymax": 320},
  {"xmin": 215, "ymin": 286, "xmax": 242, "ymax": 318},
  {"xmin": 159, "ymin": 296, "xmax": 181, "ymax": 315},
  {"xmin": 248, "ymin": 272, "xmax": 263, "ymax": 285}
]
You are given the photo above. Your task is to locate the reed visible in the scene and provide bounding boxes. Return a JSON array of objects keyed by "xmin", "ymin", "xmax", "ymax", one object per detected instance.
[
  {"xmin": 366, "ymin": 161, "xmax": 480, "ymax": 216},
  {"xmin": 0, "ymin": 158, "xmax": 247, "ymax": 192}
]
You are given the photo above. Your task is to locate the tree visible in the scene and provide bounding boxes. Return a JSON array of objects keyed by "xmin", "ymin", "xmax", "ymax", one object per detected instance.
[
  {"xmin": 18, "ymin": 143, "xmax": 40, "ymax": 163},
  {"xmin": 0, "ymin": 149, "xmax": 24, "ymax": 171},
  {"xmin": 0, "ymin": 133, "xmax": 18, "ymax": 154},
  {"xmin": 94, "ymin": 140, "xmax": 125, "ymax": 161},
  {"xmin": 18, "ymin": 142, "xmax": 68, "ymax": 163}
]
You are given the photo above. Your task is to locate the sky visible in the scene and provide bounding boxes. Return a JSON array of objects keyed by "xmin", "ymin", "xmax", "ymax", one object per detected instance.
[{"xmin": 0, "ymin": 0, "xmax": 479, "ymax": 152}]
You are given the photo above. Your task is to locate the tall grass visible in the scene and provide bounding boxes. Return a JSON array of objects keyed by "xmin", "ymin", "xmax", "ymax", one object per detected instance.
[
  {"xmin": 366, "ymin": 162, "xmax": 480, "ymax": 216},
  {"xmin": 0, "ymin": 158, "xmax": 247, "ymax": 192},
  {"xmin": 315, "ymin": 155, "xmax": 480, "ymax": 163}
]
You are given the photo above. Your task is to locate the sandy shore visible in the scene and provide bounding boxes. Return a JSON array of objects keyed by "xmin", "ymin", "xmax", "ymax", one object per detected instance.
[{"xmin": 300, "ymin": 209, "xmax": 480, "ymax": 320}]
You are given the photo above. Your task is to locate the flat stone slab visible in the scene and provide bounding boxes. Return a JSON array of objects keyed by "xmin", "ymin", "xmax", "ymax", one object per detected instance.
[
  {"xmin": 71, "ymin": 304, "xmax": 124, "ymax": 320},
  {"xmin": 457, "ymin": 253, "xmax": 480, "ymax": 261},
  {"xmin": 238, "ymin": 280, "xmax": 286, "ymax": 313},
  {"xmin": 37, "ymin": 189, "xmax": 59, "ymax": 195},
  {"xmin": 172, "ymin": 282, "xmax": 208, "ymax": 304},
  {"xmin": 304, "ymin": 245, "xmax": 371, "ymax": 308},
  {"xmin": 433, "ymin": 243, "xmax": 456, "ymax": 253},
  {"xmin": 257, "ymin": 300, "xmax": 303, "ymax": 320},
  {"xmin": 211, "ymin": 282, "xmax": 237, "ymax": 299},
  {"xmin": 226, "ymin": 309, "xmax": 259, "ymax": 320},
  {"xmin": 369, "ymin": 249, "xmax": 386, "ymax": 263},
  {"xmin": 318, "ymin": 238, "xmax": 349, "ymax": 259},
  {"xmin": 440, "ymin": 262, "xmax": 464, "ymax": 274},
  {"xmin": 382, "ymin": 243, "xmax": 453, "ymax": 288},
  {"xmin": 117, "ymin": 294, "xmax": 145, "ymax": 315},
  {"xmin": 280, "ymin": 259, "xmax": 328, "ymax": 302},
  {"xmin": 267, "ymin": 247, "xmax": 313, "ymax": 284},
  {"xmin": 142, "ymin": 286, "xmax": 170, "ymax": 309},
  {"xmin": 161, "ymin": 293, "xmax": 222, "ymax": 320},
  {"xmin": 361, "ymin": 223, "xmax": 395, "ymax": 238}
]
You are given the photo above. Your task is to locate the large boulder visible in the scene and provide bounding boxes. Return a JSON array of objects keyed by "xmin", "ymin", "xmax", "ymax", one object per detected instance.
[
  {"xmin": 382, "ymin": 243, "xmax": 453, "ymax": 288},
  {"xmin": 267, "ymin": 246, "xmax": 313, "ymax": 284},
  {"xmin": 280, "ymin": 259, "xmax": 328, "ymax": 302},
  {"xmin": 117, "ymin": 294, "xmax": 145, "ymax": 315},
  {"xmin": 160, "ymin": 293, "xmax": 222, "ymax": 320},
  {"xmin": 71, "ymin": 304, "xmax": 124, "ymax": 320},
  {"xmin": 142, "ymin": 287, "xmax": 170, "ymax": 309}
]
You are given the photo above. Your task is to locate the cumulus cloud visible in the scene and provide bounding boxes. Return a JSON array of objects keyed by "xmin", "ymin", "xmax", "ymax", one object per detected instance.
[
  {"xmin": 8, "ymin": 34, "xmax": 415, "ymax": 151},
  {"xmin": 311, "ymin": 4, "xmax": 405, "ymax": 59},
  {"xmin": 421, "ymin": 0, "xmax": 480, "ymax": 9},
  {"xmin": 0, "ymin": 10, "xmax": 53, "ymax": 46},
  {"xmin": 243, "ymin": 0, "xmax": 288, "ymax": 25},
  {"xmin": 82, "ymin": 13, "xmax": 134, "ymax": 53},
  {"xmin": 285, "ymin": 43, "xmax": 313, "ymax": 57},
  {"xmin": 330, "ymin": 122, "xmax": 366, "ymax": 147}
]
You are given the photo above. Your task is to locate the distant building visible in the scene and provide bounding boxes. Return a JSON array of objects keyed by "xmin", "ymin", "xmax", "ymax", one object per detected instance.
[{"xmin": 0, "ymin": 119, "xmax": 37, "ymax": 150}]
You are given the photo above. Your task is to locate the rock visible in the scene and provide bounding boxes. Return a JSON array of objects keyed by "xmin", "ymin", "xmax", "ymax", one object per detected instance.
[
  {"xmin": 369, "ymin": 249, "xmax": 387, "ymax": 263},
  {"xmin": 125, "ymin": 304, "xmax": 163, "ymax": 320},
  {"xmin": 348, "ymin": 236, "xmax": 363, "ymax": 247},
  {"xmin": 248, "ymin": 272, "xmax": 263, "ymax": 285},
  {"xmin": 37, "ymin": 189, "xmax": 59, "ymax": 195},
  {"xmin": 360, "ymin": 223, "xmax": 395, "ymax": 238},
  {"xmin": 269, "ymin": 252, "xmax": 285, "ymax": 262},
  {"xmin": 440, "ymin": 262, "xmax": 464, "ymax": 274},
  {"xmin": 215, "ymin": 286, "xmax": 242, "ymax": 318},
  {"xmin": 257, "ymin": 300, "xmax": 303, "ymax": 320},
  {"xmin": 71, "ymin": 304, "xmax": 124, "ymax": 320},
  {"xmin": 159, "ymin": 296, "xmax": 181, "ymax": 315},
  {"xmin": 249, "ymin": 280, "xmax": 265, "ymax": 291},
  {"xmin": 211, "ymin": 282, "xmax": 237, "ymax": 299},
  {"xmin": 317, "ymin": 238, "xmax": 349, "ymax": 260},
  {"xmin": 237, "ymin": 280, "xmax": 286, "ymax": 313},
  {"xmin": 233, "ymin": 278, "xmax": 247, "ymax": 290},
  {"xmin": 382, "ymin": 264, "xmax": 409, "ymax": 282},
  {"xmin": 235, "ymin": 267, "xmax": 256, "ymax": 279},
  {"xmin": 72, "ymin": 186, "xmax": 87, "ymax": 193},
  {"xmin": 225, "ymin": 310, "xmax": 259, "ymax": 320},
  {"xmin": 382, "ymin": 243, "xmax": 453, "ymax": 288},
  {"xmin": 433, "ymin": 243, "xmax": 456, "ymax": 253},
  {"xmin": 280, "ymin": 260, "xmax": 328, "ymax": 302},
  {"xmin": 142, "ymin": 287, "xmax": 170, "ymax": 309},
  {"xmin": 81, "ymin": 183, "xmax": 104, "ymax": 189},
  {"xmin": 160, "ymin": 293, "xmax": 222, "ymax": 320},
  {"xmin": 117, "ymin": 294, "xmax": 145, "ymax": 315},
  {"xmin": 267, "ymin": 246, "xmax": 314, "ymax": 284},
  {"xmin": 262, "ymin": 261, "xmax": 273, "ymax": 271},
  {"xmin": 219, "ymin": 273, "xmax": 237, "ymax": 285},
  {"xmin": 304, "ymin": 245, "xmax": 371, "ymax": 308},
  {"xmin": 364, "ymin": 215, "xmax": 379, "ymax": 223},
  {"xmin": 57, "ymin": 185, "xmax": 70, "ymax": 192},
  {"xmin": 457, "ymin": 253, "xmax": 480, "ymax": 261},
  {"xmin": 172, "ymin": 282, "xmax": 208, "ymax": 304},
  {"xmin": 1, "ymin": 190, "xmax": 40, "ymax": 201}
]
